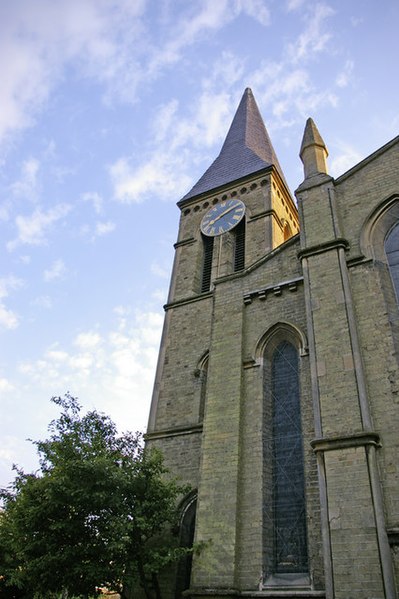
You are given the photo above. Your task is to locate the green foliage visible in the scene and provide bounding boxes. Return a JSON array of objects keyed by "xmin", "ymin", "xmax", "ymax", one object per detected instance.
[{"xmin": 0, "ymin": 394, "xmax": 191, "ymax": 599}]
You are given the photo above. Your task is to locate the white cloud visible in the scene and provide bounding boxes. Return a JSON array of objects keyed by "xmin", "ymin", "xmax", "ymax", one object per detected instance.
[
  {"xmin": 152, "ymin": 288, "xmax": 168, "ymax": 303},
  {"xmin": 110, "ymin": 87, "xmax": 233, "ymax": 203},
  {"xmin": 288, "ymin": 3, "xmax": 335, "ymax": 64},
  {"xmin": 43, "ymin": 259, "xmax": 66, "ymax": 282},
  {"xmin": 74, "ymin": 331, "xmax": 102, "ymax": 350},
  {"xmin": 95, "ymin": 221, "xmax": 116, "ymax": 237},
  {"xmin": 110, "ymin": 153, "xmax": 192, "ymax": 204},
  {"xmin": 0, "ymin": 377, "xmax": 15, "ymax": 392},
  {"xmin": 0, "ymin": 275, "xmax": 22, "ymax": 300},
  {"xmin": 252, "ymin": 61, "xmax": 337, "ymax": 128},
  {"xmin": 286, "ymin": 0, "xmax": 307, "ymax": 10},
  {"xmin": 82, "ymin": 191, "xmax": 103, "ymax": 214},
  {"xmin": 0, "ymin": 202, "xmax": 11, "ymax": 222},
  {"xmin": 238, "ymin": 0, "xmax": 270, "ymax": 26},
  {"xmin": 79, "ymin": 219, "xmax": 116, "ymax": 242},
  {"xmin": 0, "ymin": 276, "xmax": 23, "ymax": 330},
  {"xmin": 0, "ymin": 0, "xmax": 147, "ymax": 144},
  {"xmin": 329, "ymin": 142, "xmax": 364, "ymax": 178},
  {"xmin": 7, "ymin": 203, "xmax": 71, "ymax": 251},
  {"xmin": 336, "ymin": 59, "xmax": 354, "ymax": 88},
  {"xmin": 202, "ymin": 52, "xmax": 245, "ymax": 91},
  {"xmin": 151, "ymin": 261, "xmax": 171, "ymax": 280},
  {"xmin": 0, "ymin": 305, "xmax": 19, "ymax": 329},
  {"xmin": 17, "ymin": 308, "xmax": 163, "ymax": 432},
  {"xmin": 32, "ymin": 295, "xmax": 53, "ymax": 309},
  {"xmin": 152, "ymin": 99, "xmax": 179, "ymax": 144},
  {"xmin": 0, "ymin": 436, "xmax": 19, "ymax": 464},
  {"xmin": 10, "ymin": 158, "xmax": 40, "ymax": 200},
  {"xmin": 147, "ymin": 0, "xmax": 232, "ymax": 75},
  {"xmin": 147, "ymin": 0, "xmax": 271, "ymax": 77}
]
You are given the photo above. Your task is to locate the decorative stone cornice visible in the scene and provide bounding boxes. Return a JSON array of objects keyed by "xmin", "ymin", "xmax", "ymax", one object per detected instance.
[
  {"xmin": 310, "ymin": 431, "xmax": 381, "ymax": 453},
  {"xmin": 243, "ymin": 277, "xmax": 303, "ymax": 305}
]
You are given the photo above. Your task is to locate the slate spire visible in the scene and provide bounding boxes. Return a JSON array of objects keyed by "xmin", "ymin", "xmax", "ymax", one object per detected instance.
[{"xmin": 181, "ymin": 88, "xmax": 287, "ymax": 201}]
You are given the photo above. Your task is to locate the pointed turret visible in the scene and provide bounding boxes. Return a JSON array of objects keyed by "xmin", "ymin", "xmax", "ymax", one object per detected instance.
[
  {"xmin": 181, "ymin": 88, "xmax": 287, "ymax": 201},
  {"xmin": 300, "ymin": 117, "xmax": 328, "ymax": 179}
]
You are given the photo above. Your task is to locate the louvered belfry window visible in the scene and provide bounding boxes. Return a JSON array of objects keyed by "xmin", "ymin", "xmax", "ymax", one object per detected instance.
[
  {"xmin": 234, "ymin": 218, "xmax": 245, "ymax": 272},
  {"xmin": 201, "ymin": 234, "xmax": 214, "ymax": 292},
  {"xmin": 263, "ymin": 341, "xmax": 308, "ymax": 577},
  {"xmin": 385, "ymin": 222, "xmax": 399, "ymax": 303}
]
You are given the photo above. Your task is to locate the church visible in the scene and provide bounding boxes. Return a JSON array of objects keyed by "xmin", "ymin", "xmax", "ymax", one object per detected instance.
[{"xmin": 146, "ymin": 88, "xmax": 399, "ymax": 599}]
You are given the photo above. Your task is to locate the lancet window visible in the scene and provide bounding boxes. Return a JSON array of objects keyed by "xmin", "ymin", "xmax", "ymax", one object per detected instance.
[
  {"xmin": 263, "ymin": 340, "xmax": 308, "ymax": 581},
  {"xmin": 385, "ymin": 222, "xmax": 399, "ymax": 303}
]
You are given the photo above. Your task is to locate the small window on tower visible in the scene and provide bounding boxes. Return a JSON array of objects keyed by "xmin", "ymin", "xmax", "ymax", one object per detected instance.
[
  {"xmin": 201, "ymin": 234, "xmax": 214, "ymax": 292},
  {"xmin": 234, "ymin": 218, "xmax": 245, "ymax": 271},
  {"xmin": 283, "ymin": 221, "xmax": 292, "ymax": 242}
]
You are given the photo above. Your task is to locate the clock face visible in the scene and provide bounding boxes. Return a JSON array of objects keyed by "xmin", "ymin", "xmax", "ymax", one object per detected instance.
[{"xmin": 200, "ymin": 199, "xmax": 245, "ymax": 237}]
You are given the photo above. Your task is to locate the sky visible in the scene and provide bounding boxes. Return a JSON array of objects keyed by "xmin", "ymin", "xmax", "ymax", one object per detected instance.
[{"xmin": 0, "ymin": 0, "xmax": 398, "ymax": 489}]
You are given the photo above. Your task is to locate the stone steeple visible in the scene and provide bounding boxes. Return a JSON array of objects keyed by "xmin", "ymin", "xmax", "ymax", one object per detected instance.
[
  {"xmin": 181, "ymin": 88, "xmax": 287, "ymax": 201},
  {"xmin": 299, "ymin": 117, "xmax": 329, "ymax": 179}
]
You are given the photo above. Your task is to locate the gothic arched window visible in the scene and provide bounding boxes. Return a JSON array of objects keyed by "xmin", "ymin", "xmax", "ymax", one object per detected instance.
[
  {"xmin": 263, "ymin": 340, "xmax": 308, "ymax": 582},
  {"xmin": 199, "ymin": 355, "xmax": 208, "ymax": 422},
  {"xmin": 385, "ymin": 222, "xmax": 399, "ymax": 302},
  {"xmin": 175, "ymin": 495, "xmax": 197, "ymax": 598}
]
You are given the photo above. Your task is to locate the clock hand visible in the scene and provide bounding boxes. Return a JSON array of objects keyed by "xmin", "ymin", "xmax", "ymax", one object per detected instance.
[{"xmin": 208, "ymin": 205, "xmax": 237, "ymax": 226}]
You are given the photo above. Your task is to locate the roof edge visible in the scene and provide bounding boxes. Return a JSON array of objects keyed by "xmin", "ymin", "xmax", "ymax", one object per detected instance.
[
  {"xmin": 177, "ymin": 163, "xmax": 295, "ymax": 209},
  {"xmin": 177, "ymin": 165, "xmax": 273, "ymax": 208},
  {"xmin": 334, "ymin": 134, "xmax": 399, "ymax": 185}
]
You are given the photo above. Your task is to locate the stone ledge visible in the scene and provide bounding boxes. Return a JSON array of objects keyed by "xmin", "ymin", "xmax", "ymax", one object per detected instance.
[
  {"xmin": 164, "ymin": 291, "xmax": 213, "ymax": 311},
  {"xmin": 174, "ymin": 236, "xmax": 196, "ymax": 248},
  {"xmin": 310, "ymin": 431, "xmax": 381, "ymax": 453},
  {"xmin": 297, "ymin": 238, "xmax": 349, "ymax": 261},
  {"xmin": 145, "ymin": 423, "xmax": 203, "ymax": 441}
]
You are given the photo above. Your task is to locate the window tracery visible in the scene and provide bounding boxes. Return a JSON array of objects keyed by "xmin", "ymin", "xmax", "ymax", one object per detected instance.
[{"xmin": 262, "ymin": 330, "xmax": 308, "ymax": 584}]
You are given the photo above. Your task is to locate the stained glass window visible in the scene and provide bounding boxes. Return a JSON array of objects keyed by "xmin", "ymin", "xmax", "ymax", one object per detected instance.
[
  {"xmin": 264, "ymin": 341, "xmax": 308, "ymax": 578},
  {"xmin": 385, "ymin": 223, "xmax": 399, "ymax": 303}
]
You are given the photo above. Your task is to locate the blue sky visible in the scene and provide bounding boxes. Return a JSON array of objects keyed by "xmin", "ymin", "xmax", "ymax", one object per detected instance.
[{"xmin": 0, "ymin": 0, "xmax": 398, "ymax": 488}]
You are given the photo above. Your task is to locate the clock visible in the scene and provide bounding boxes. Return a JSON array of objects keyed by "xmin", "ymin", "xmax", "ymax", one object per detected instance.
[{"xmin": 200, "ymin": 199, "xmax": 245, "ymax": 237}]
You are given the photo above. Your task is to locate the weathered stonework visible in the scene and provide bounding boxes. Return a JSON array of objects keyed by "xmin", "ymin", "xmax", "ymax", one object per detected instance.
[{"xmin": 146, "ymin": 89, "xmax": 399, "ymax": 599}]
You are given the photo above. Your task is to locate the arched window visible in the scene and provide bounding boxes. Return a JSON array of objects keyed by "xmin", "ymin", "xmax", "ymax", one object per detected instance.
[
  {"xmin": 198, "ymin": 354, "xmax": 208, "ymax": 422},
  {"xmin": 283, "ymin": 220, "xmax": 293, "ymax": 242},
  {"xmin": 201, "ymin": 234, "xmax": 214, "ymax": 292},
  {"xmin": 385, "ymin": 222, "xmax": 399, "ymax": 302},
  {"xmin": 263, "ymin": 341, "xmax": 308, "ymax": 582},
  {"xmin": 175, "ymin": 495, "xmax": 197, "ymax": 598}
]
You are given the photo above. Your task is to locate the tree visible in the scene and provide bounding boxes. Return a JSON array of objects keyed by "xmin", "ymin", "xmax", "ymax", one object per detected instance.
[{"xmin": 0, "ymin": 394, "xmax": 192, "ymax": 599}]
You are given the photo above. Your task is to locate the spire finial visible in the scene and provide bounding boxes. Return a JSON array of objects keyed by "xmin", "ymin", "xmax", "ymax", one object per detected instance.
[{"xmin": 300, "ymin": 117, "xmax": 328, "ymax": 179}]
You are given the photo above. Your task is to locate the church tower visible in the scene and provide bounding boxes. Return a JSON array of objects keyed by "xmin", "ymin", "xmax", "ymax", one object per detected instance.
[{"xmin": 146, "ymin": 89, "xmax": 399, "ymax": 599}]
